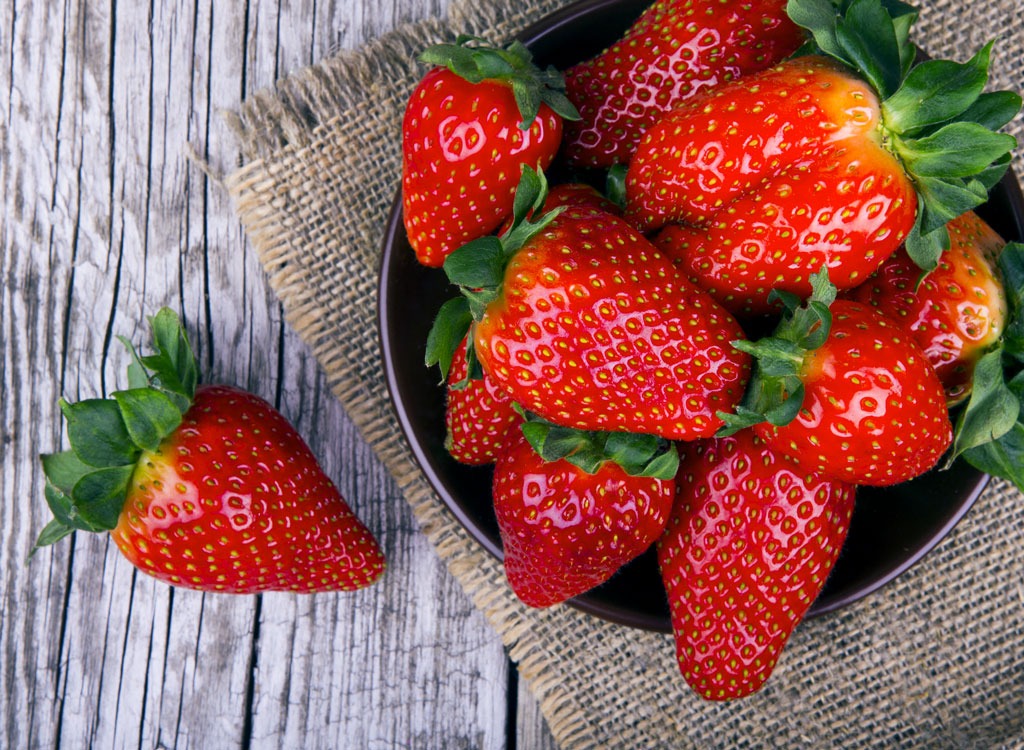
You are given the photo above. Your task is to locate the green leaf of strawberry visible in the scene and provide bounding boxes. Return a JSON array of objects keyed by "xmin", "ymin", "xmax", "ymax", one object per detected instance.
[
  {"xmin": 1000, "ymin": 243, "xmax": 1024, "ymax": 363},
  {"xmin": 518, "ymin": 411, "xmax": 680, "ymax": 480},
  {"xmin": 59, "ymin": 398, "xmax": 140, "ymax": 469},
  {"xmin": 718, "ymin": 268, "xmax": 835, "ymax": 436},
  {"xmin": 425, "ymin": 297, "xmax": 474, "ymax": 383},
  {"xmin": 112, "ymin": 388, "xmax": 184, "ymax": 452},
  {"xmin": 954, "ymin": 242, "xmax": 1024, "ymax": 491},
  {"xmin": 789, "ymin": 0, "xmax": 918, "ymax": 95},
  {"xmin": 443, "ymin": 237, "xmax": 507, "ymax": 289},
  {"xmin": 881, "ymin": 43, "xmax": 993, "ymax": 134},
  {"xmin": 418, "ymin": 36, "xmax": 580, "ymax": 128},
  {"xmin": 962, "ymin": 371, "xmax": 1024, "ymax": 489},
  {"xmin": 948, "ymin": 346, "xmax": 1019, "ymax": 462}
]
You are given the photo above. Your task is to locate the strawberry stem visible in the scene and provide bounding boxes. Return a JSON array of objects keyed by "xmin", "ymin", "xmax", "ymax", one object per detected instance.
[
  {"xmin": 34, "ymin": 309, "xmax": 200, "ymax": 551},
  {"xmin": 716, "ymin": 268, "xmax": 836, "ymax": 436},
  {"xmin": 518, "ymin": 409, "xmax": 679, "ymax": 479},
  {"xmin": 419, "ymin": 36, "xmax": 580, "ymax": 128},
  {"xmin": 953, "ymin": 242, "xmax": 1024, "ymax": 491}
]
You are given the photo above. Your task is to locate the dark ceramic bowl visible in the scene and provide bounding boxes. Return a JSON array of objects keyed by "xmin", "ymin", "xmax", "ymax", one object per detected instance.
[{"xmin": 378, "ymin": 0, "xmax": 1024, "ymax": 632}]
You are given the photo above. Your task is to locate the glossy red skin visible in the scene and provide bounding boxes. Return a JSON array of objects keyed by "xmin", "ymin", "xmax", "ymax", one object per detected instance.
[
  {"xmin": 626, "ymin": 57, "xmax": 887, "ymax": 232},
  {"xmin": 473, "ymin": 206, "xmax": 752, "ymax": 440},
  {"xmin": 445, "ymin": 338, "xmax": 521, "ymax": 465},
  {"xmin": 755, "ymin": 301, "xmax": 953, "ymax": 486},
  {"xmin": 654, "ymin": 137, "xmax": 917, "ymax": 316},
  {"xmin": 631, "ymin": 56, "xmax": 918, "ymax": 315},
  {"xmin": 657, "ymin": 430, "xmax": 854, "ymax": 701},
  {"xmin": 494, "ymin": 429, "xmax": 675, "ymax": 607},
  {"xmin": 844, "ymin": 211, "xmax": 1007, "ymax": 404},
  {"xmin": 402, "ymin": 66, "xmax": 563, "ymax": 267},
  {"xmin": 562, "ymin": 0, "xmax": 803, "ymax": 168},
  {"xmin": 112, "ymin": 385, "xmax": 386, "ymax": 593}
]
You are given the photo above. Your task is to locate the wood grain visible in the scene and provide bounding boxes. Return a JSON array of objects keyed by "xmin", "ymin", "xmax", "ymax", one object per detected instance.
[{"xmin": 0, "ymin": 0, "xmax": 558, "ymax": 746}]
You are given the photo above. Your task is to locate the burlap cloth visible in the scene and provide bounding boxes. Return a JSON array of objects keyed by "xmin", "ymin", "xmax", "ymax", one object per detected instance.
[{"xmin": 217, "ymin": 0, "xmax": 1024, "ymax": 746}]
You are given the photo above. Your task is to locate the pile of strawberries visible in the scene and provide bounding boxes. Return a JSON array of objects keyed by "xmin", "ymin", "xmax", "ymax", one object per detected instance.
[{"xmin": 404, "ymin": 0, "xmax": 1024, "ymax": 699}]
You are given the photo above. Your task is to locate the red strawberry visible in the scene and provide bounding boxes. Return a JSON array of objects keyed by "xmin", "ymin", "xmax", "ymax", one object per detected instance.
[
  {"xmin": 653, "ymin": 135, "xmax": 917, "ymax": 316},
  {"xmin": 844, "ymin": 210, "xmax": 1008, "ymax": 404},
  {"xmin": 627, "ymin": 57, "xmax": 888, "ymax": 232},
  {"xmin": 657, "ymin": 429, "xmax": 854, "ymax": 701},
  {"xmin": 402, "ymin": 37, "xmax": 579, "ymax": 267},
  {"xmin": 723, "ymin": 271, "xmax": 953, "ymax": 486},
  {"xmin": 35, "ymin": 309, "xmax": 385, "ymax": 593},
  {"xmin": 626, "ymin": 1, "xmax": 1019, "ymax": 312},
  {"xmin": 494, "ymin": 420, "xmax": 677, "ymax": 607},
  {"xmin": 562, "ymin": 0, "xmax": 803, "ymax": 168},
  {"xmin": 445, "ymin": 337, "xmax": 520, "ymax": 465},
  {"xmin": 427, "ymin": 167, "xmax": 752, "ymax": 441}
]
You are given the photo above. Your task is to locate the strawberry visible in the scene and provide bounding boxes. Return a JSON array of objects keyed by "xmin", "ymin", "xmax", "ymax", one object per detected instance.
[
  {"xmin": 626, "ymin": 0, "xmax": 1020, "ymax": 314},
  {"xmin": 657, "ymin": 428, "xmax": 854, "ymax": 701},
  {"xmin": 445, "ymin": 336, "xmax": 521, "ymax": 465},
  {"xmin": 845, "ymin": 210, "xmax": 1008, "ymax": 404},
  {"xmin": 721, "ymin": 270, "xmax": 953, "ymax": 486},
  {"xmin": 493, "ymin": 417, "xmax": 678, "ymax": 607},
  {"xmin": 426, "ymin": 167, "xmax": 752, "ymax": 441},
  {"xmin": 948, "ymin": 241, "xmax": 1024, "ymax": 490},
  {"xmin": 35, "ymin": 309, "xmax": 386, "ymax": 593},
  {"xmin": 652, "ymin": 132, "xmax": 918, "ymax": 316},
  {"xmin": 402, "ymin": 36, "xmax": 579, "ymax": 267},
  {"xmin": 561, "ymin": 0, "xmax": 803, "ymax": 168}
]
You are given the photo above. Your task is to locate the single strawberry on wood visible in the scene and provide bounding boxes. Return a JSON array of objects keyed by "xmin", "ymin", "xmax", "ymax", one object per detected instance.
[
  {"xmin": 494, "ymin": 416, "xmax": 678, "ymax": 608},
  {"xmin": 562, "ymin": 0, "xmax": 804, "ymax": 168},
  {"xmin": 402, "ymin": 36, "xmax": 579, "ymax": 267},
  {"xmin": 426, "ymin": 167, "xmax": 752, "ymax": 441},
  {"xmin": 628, "ymin": 0, "xmax": 1020, "ymax": 314},
  {"xmin": 35, "ymin": 309, "xmax": 386, "ymax": 594},
  {"xmin": 658, "ymin": 428, "xmax": 854, "ymax": 701}
]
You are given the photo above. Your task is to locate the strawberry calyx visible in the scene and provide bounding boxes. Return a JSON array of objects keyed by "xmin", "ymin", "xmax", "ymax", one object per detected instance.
[
  {"xmin": 518, "ymin": 409, "xmax": 680, "ymax": 480},
  {"xmin": 787, "ymin": 0, "xmax": 1022, "ymax": 273},
  {"xmin": 419, "ymin": 35, "xmax": 580, "ymax": 128},
  {"xmin": 950, "ymin": 242, "xmax": 1024, "ymax": 491},
  {"xmin": 425, "ymin": 166, "xmax": 562, "ymax": 382},
  {"xmin": 35, "ymin": 308, "xmax": 198, "ymax": 551},
  {"xmin": 717, "ymin": 269, "xmax": 837, "ymax": 436}
]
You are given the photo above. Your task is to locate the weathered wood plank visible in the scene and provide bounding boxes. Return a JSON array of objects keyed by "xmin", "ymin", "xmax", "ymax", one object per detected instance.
[{"xmin": 0, "ymin": 0, "xmax": 554, "ymax": 745}]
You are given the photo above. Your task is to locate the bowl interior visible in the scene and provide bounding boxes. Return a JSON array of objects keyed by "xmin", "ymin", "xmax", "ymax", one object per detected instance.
[{"xmin": 378, "ymin": 0, "xmax": 1024, "ymax": 632}]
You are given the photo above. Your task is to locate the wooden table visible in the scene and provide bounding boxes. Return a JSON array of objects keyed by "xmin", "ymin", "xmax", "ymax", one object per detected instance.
[{"xmin": 1, "ymin": 1, "xmax": 558, "ymax": 746}]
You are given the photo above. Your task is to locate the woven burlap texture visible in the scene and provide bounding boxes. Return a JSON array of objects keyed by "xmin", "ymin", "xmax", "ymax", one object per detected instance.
[{"xmin": 220, "ymin": 0, "xmax": 1024, "ymax": 746}]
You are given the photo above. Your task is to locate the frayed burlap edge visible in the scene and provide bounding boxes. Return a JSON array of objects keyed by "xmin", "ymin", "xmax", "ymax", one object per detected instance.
[
  {"xmin": 221, "ymin": 9, "xmax": 628, "ymax": 748},
  {"xmin": 217, "ymin": 0, "xmax": 1024, "ymax": 747}
]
